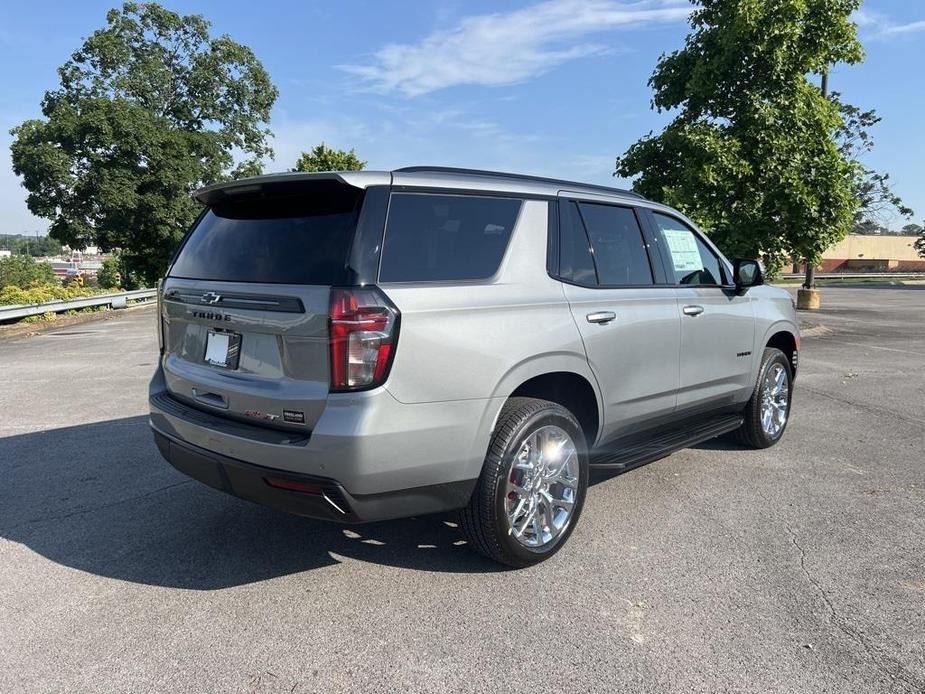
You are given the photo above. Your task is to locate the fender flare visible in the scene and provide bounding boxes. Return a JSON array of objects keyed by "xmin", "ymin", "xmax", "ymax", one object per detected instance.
[
  {"xmin": 759, "ymin": 320, "xmax": 800, "ymax": 351},
  {"xmin": 467, "ymin": 353, "xmax": 605, "ymax": 466}
]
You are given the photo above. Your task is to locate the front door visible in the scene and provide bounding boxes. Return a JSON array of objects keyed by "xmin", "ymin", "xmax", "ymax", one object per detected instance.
[{"xmin": 648, "ymin": 211, "xmax": 756, "ymax": 410}]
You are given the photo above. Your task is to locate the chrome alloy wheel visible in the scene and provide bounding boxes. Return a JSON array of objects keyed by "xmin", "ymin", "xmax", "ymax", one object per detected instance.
[
  {"xmin": 760, "ymin": 363, "xmax": 789, "ymax": 438},
  {"xmin": 504, "ymin": 425, "xmax": 579, "ymax": 549}
]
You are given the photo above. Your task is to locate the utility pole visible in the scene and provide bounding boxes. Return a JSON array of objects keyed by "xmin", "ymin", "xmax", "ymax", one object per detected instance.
[{"xmin": 797, "ymin": 69, "xmax": 828, "ymax": 310}]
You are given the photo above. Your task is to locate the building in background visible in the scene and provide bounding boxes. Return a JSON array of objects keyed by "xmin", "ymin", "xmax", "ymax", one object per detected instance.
[
  {"xmin": 44, "ymin": 250, "xmax": 104, "ymax": 279},
  {"xmin": 819, "ymin": 235, "xmax": 924, "ymax": 272}
]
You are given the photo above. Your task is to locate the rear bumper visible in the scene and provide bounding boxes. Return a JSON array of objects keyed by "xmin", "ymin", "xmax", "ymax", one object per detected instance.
[
  {"xmin": 149, "ymin": 365, "xmax": 493, "ymax": 522},
  {"xmin": 153, "ymin": 430, "xmax": 475, "ymax": 523}
]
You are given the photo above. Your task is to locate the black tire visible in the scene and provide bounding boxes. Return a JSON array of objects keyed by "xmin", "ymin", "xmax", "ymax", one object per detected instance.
[
  {"xmin": 458, "ymin": 397, "xmax": 589, "ymax": 568},
  {"xmin": 734, "ymin": 347, "xmax": 793, "ymax": 449}
]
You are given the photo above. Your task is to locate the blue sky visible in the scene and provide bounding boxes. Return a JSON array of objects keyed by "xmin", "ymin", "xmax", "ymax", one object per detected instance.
[{"xmin": 1, "ymin": 0, "xmax": 923, "ymax": 236}]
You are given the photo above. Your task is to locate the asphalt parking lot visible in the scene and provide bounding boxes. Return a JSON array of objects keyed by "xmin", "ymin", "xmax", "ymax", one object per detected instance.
[{"xmin": 1, "ymin": 286, "xmax": 923, "ymax": 693}]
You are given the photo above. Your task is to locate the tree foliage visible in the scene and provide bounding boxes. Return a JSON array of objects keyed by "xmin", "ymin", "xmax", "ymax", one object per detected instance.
[
  {"xmin": 0, "ymin": 284, "xmax": 100, "ymax": 307},
  {"xmin": 616, "ymin": 0, "xmax": 864, "ymax": 272},
  {"xmin": 9, "ymin": 2, "xmax": 278, "ymax": 285},
  {"xmin": 293, "ymin": 143, "xmax": 366, "ymax": 172},
  {"xmin": 96, "ymin": 256, "xmax": 123, "ymax": 289},
  {"xmin": 0, "ymin": 255, "xmax": 57, "ymax": 289},
  {"xmin": 0, "ymin": 234, "xmax": 62, "ymax": 257}
]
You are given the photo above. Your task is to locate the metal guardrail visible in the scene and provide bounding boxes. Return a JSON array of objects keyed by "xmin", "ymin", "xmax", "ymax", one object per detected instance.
[{"xmin": 0, "ymin": 288, "xmax": 156, "ymax": 322}]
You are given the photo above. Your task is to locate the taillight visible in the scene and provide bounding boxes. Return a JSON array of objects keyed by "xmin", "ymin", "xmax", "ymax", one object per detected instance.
[{"xmin": 329, "ymin": 287, "xmax": 399, "ymax": 391}]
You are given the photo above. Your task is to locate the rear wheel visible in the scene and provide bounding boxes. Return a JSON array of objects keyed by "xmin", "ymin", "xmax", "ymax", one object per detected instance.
[
  {"xmin": 735, "ymin": 347, "xmax": 793, "ymax": 449},
  {"xmin": 459, "ymin": 397, "xmax": 589, "ymax": 568}
]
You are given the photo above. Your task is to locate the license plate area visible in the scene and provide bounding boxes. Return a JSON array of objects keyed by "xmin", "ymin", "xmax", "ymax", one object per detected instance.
[{"xmin": 204, "ymin": 329, "xmax": 242, "ymax": 370}]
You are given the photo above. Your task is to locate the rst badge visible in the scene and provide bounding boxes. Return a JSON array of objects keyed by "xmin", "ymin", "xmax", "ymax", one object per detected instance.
[{"xmin": 244, "ymin": 409, "xmax": 279, "ymax": 422}]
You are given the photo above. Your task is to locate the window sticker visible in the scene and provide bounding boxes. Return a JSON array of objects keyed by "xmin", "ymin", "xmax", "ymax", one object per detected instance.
[{"xmin": 662, "ymin": 228, "xmax": 702, "ymax": 272}]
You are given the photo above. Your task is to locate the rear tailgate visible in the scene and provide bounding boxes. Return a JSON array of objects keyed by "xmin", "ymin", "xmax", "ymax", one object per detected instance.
[
  {"xmin": 159, "ymin": 178, "xmax": 375, "ymax": 432},
  {"xmin": 161, "ymin": 279, "xmax": 330, "ymax": 431}
]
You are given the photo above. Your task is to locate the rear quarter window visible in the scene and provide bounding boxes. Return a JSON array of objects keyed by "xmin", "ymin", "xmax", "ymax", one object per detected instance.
[{"xmin": 378, "ymin": 193, "xmax": 522, "ymax": 283}]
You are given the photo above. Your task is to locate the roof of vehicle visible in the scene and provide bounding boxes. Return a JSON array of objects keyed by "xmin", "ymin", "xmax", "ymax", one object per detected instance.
[{"xmin": 193, "ymin": 166, "xmax": 645, "ymax": 205}]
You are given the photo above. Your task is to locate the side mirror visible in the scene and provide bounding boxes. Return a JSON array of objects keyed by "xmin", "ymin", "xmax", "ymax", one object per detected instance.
[{"xmin": 733, "ymin": 259, "xmax": 763, "ymax": 295}]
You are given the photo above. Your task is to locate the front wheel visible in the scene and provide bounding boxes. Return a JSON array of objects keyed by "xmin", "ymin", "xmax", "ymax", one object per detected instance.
[
  {"xmin": 458, "ymin": 397, "xmax": 589, "ymax": 568},
  {"xmin": 735, "ymin": 347, "xmax": 793, "ymax": 449}
]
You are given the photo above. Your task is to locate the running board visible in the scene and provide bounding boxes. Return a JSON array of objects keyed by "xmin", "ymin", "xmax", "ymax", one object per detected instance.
[{"xmin": 590, "ymin": 414, "xmax": 744, "ymax": 470}]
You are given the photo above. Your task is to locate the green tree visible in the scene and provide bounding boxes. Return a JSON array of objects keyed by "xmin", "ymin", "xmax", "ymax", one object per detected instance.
[
  {"xmin": 293, "ymin": 143, "xmax": 366, "ymax": 172},
  {"xmin": 616, "ymin": 0, "xmax": 864, "ymax": 274},
  {"xmin": 0, "ymin": 234, "xmax": 62, "ymax": 257},
  {"xmin": 9, "ymin": 2, "xmax": 278, "ymax": 286},
  {"xmin": 0, "ymin": 255, "xmax": 57, "ymax": 289},
  {"xmin": 901, "ymin": 223, "xmax": 922, "ymax": 236},
  {"xmin": 96, "ymin": 256, "xmax": 122, "ymax": 289},
  {"xmin": 852, "ymin": 220, "xmax": 886, "ymax": 236}
]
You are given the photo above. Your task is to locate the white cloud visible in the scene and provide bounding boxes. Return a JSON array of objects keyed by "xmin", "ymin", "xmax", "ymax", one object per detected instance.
[
  {"xmin": 879, "ymin": 19, "xmax": 925, "ymax": 36},
  {"xmin": 852, "ymin": 8, "xmax": 925, "ymax": 38},
  {"xmin": 340, "ymin": 0, "xmax": 690, "ymax": 96}
]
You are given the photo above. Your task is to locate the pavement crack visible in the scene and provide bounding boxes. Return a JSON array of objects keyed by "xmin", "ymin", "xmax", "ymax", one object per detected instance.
[
  {"xmin": 786, "ymin": 524, "xmax": 925, "ymax": 692},
  {"xmin": 4, "ymin": 480, "xmax": 193, "ymax": 533},
  {"xmin": 801, "ymin": 386, "xmax": 925, "ymax": 430}
]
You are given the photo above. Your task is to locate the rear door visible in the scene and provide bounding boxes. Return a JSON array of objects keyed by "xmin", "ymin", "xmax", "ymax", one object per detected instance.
[
  {"xmin": 646, "ymin": 211, "xmax": 756, "ymax": 410},
  {"xmin": 159, "ymin": 180, "xmax": 376, "ymax": 432},
  {"xmin": 557, "ymin": 197, "xmax": 680, "ymax": 443}
]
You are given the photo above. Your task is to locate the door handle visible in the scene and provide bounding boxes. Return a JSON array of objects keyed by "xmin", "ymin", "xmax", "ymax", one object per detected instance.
[
  {"xmin": 586, "ymin": 311, "xmax": 616, "ymax": 324},
  {"xmin": 682, "ymin": 305, "xmax": 704, "ymax": 317}
]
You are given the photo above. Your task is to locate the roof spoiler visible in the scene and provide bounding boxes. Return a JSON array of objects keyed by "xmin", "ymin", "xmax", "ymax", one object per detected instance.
[{"xmin": 192, "ymin": 171, "xmax": 391, "ymax": 205}]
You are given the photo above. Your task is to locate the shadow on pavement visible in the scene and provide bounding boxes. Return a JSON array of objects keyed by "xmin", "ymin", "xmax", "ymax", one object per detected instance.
[
  {"xmin": 0, "ymin": 416, "xmax": 501, "ymax": 589},
  {"xmin": 690, "ymin": 436, "xmax": 745, "ymax": 452}
]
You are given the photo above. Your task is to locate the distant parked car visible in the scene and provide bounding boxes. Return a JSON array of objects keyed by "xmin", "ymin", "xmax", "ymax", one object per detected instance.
[{"xmin": 150, "ymin": 167, "xmax": 799, "ymax": 567}]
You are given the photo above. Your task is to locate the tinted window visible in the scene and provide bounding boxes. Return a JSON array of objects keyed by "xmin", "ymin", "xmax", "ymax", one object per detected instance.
[
  {"xmin": 577, "ymin": 203, "xmax": 653, "ymax": 286},
  {"xmin": 558, "ymin": 201, "xmax": 596, "ymax": 286},
  {"xmin": 170, "ymin": 187, "xmax": 362, "ymax": 284},
  {"xmin": 653, "ymin": 213, "xmax": 725, "ymax": 286},
  {"xmin": 379, "ymin": 194, "xmax": 521, "ymax": 282}
]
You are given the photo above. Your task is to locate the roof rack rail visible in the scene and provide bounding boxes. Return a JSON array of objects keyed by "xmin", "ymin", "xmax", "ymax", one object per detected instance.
[{"xmin": 393, "ymin": 166, "xmax": 644, "ymax": 199}]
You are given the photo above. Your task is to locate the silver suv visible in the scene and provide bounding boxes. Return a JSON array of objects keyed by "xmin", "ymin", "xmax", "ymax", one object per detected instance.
[{"xmin": 150, "ymin": 166, "xmax": 799, "ymax": 567}]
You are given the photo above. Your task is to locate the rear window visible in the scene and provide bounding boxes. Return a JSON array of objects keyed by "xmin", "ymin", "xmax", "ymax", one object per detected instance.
[
  {"xmin": 170, "ymin": 184, "xmax": 362, "ymax": 285},
  {"xmin": 379, "ymin": 193, "xmax": 522, "ymax": 282},
  {"xmin": 559, "ymin": 201, "xmax": 596, "ymax": 286},
  {"xmin": 576, "ymin": 202, "xmax": 653, "ymax": 286}
]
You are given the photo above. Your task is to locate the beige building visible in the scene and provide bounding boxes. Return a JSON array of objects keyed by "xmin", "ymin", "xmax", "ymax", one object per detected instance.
[{"xmin": 819, "ymin": 235, "xmax": 924, "ymax": 272}]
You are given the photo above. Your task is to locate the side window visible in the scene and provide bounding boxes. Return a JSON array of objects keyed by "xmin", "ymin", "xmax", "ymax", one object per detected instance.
[
  {"xmin": 577, "ymin": 202, "xmax": 653, "ymax": 286},
  {"xmin": 652, "ymin": 213, "xmax": 725, "ymax": 286},
  {"xmin": 558, "ymin": 201, "xmax": 596, "ymax": 286},
  {"xmin": 379, "ymin": 193, "xmax": 522, "ymax": 282}
]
